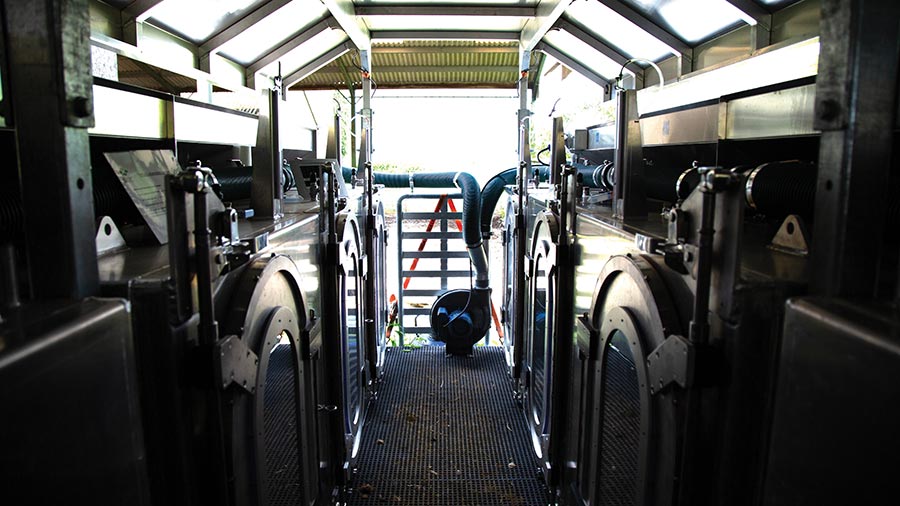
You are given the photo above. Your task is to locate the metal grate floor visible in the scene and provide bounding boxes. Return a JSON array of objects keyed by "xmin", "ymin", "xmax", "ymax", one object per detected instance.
[{"xmin": 347, "ymin": 346, "xmax": 548, "ymax": 506}]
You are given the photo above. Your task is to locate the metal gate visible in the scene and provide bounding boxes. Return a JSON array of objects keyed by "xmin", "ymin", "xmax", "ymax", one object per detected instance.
[{"xmin": 395, "ymin": 193, "xmax": 475, "ymax": 346}]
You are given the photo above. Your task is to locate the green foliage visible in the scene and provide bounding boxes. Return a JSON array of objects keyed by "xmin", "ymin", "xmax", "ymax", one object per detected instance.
[
  {"xmin": 372, "ymin": 162, "xmax": 425, "ymax": 174},
  {"xmin": 387, "ymin": 321, "xmax": 429, "ymax": 352}
]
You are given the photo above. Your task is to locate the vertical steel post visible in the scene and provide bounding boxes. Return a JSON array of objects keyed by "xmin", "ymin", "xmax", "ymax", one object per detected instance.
[
  {"xmin": 517, "ymin": 57, "xmax": 531, "ymax": 175},
  {"xmin": 349, "ymin": 86, "xmax": 357, "ymax": 169},
  {"xmin": 441, "ymin": 199, "xmax": 449, "ymax": 293},
  {"xmin": 5, "ymin": 0, "xmax": 99, "ymax": 299},
  {"xmin": 613, "ymin": 89, "xmax": 647, "ymax": 220},
  {"xmin": 251, "ymin": 86, "xmax": 283, "ymax": 219},
  {"xmin": 360, "ymin": 49, "xmax": 373, "ymax": 165},
  {"xmin": 549, "ymin": 117, "xmax": 565, "ymax": 186},
  {"xmin": 326, "ymin": 114, "xmax": 342, "ymax": 165},
  {"xmin": 396, "ymin": 197, "xmax": 406, "ymax": 348},
  {"xmin": 0, "ymin": 6, "xmax": 11, "ymax": 126},
  {"xmin": 811, "ymin": 0, "xmax": 900, "ymax": 297},
  {"xmin": 514, "ymin": 68, "xmax": 530, "ymax": 375}
]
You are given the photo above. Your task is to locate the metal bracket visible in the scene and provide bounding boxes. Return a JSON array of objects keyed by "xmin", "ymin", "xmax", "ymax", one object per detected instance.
[
  {"xmin": 577, "ymin": 313, "xmax": 600, "ymax": 359},
  {"xmin": 215, "ymin": 335, "xmax": 259, "ymax": 393},
  {"xmin": 666, "ymin": 207, "xmax": 687, "ymax": 243},
  {"xmin": 219, "ymin": 207, "xmax": 239, "ymax": 245},
  {"xmin": 647, "ymin": 334, "xmax": 694, "ymax": 394},
  {"xmin": 95, "ymin": 216, "xmax": 126, "ymax": 256},
  {"xmin": 769, "ymin": 214, "xmax": 810, "ymax": 256}
]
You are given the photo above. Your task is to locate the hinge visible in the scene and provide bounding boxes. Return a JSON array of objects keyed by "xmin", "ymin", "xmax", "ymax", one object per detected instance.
[
  {"xmin": 646, "ymin": 334, "xmax": 694, "ymax": 394},
  {"xmin": 215, "ymin": 335, "xmax": 259, "ymax": 393}
]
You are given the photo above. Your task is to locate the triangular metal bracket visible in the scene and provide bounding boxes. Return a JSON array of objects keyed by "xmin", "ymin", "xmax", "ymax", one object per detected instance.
[{"xmin": 769, "ymin": 214, "xmax": 810, "ymax": 256}]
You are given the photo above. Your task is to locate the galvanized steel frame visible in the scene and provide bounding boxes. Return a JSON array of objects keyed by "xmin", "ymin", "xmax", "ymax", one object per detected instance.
[
  {"xmin": 395, "ymin": 193, "xmax": 469, "ymax": 346},
  {"xmin": 811, "ymin": 0, "xmax": 900, "ymax": 298}
]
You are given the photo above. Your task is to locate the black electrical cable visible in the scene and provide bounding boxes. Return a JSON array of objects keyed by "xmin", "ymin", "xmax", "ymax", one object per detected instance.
[{"xmin": 536, "ymin": 145, "xmax": 550, "ymax": 166}]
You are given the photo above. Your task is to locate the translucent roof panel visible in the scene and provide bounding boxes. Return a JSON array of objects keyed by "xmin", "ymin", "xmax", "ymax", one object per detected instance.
[
  {"xmin": 353, "ymin": 0, "xmax": 538, "ymax": 3},
  {"xmin": 146, "ymin": 0, "xmax": 270, "ymax": 45},
  {"xmin": 103, "ymin": 0, "xmax": 132, "ymax": 9},
  {"xmin": 620, "ymin": 0, "xmax": 748, "ymax": 44},
  {"xmin": 543, "ymin": 30, "xmax": 626, "ymax": 81},
  {"xmin": 362, "ymin": 15, "xmax": 528, "ymax": 32},
  {"xmin": 563, "ymin": 2, "xmax": 676, "ymax": 62},
  {"xmin": 218, "ymin": 0, "xmax": 329, "ymax": 65},
  {"xmin": 257, "ymin": 29, "xmax": 349, "ymax": 79}
]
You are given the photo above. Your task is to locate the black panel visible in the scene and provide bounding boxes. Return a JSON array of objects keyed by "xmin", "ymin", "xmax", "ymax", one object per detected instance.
[
  {"xmin": 764, "ymin": 298, "xmax": 900, "ymax": 505},
  {"xmin": 0, "ymin": 299, "xmax": 148, "ymax": 505}
]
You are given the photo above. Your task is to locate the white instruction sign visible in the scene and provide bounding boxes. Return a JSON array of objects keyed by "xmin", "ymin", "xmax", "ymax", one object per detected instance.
[{"xmin": 104, "ymin": 150, "xmax": 181, "ymax": 244}]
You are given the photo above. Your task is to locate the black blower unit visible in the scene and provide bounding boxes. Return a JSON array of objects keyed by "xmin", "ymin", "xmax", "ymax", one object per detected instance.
[{"xmin": 430, "ymin": 287, "xmax": 492, "ymax": 355}]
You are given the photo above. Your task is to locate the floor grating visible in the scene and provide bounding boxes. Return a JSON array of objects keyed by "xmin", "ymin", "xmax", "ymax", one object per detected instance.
[{"xmin": 347, "ymin": 346, "xmax": 549, "ymax": 506}]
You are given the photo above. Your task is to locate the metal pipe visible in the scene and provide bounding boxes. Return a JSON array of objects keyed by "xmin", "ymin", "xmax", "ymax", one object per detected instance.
[
  {"xmin": 165, "ymin": 175, "xmax": 192, "ymax": 324},
  {"xmin": 613, "ymin": 90, "xmax": 628, "ymax": 212},
  {"xmin": 193, "ymin": 176, "xmax": 217, "ymax": 346},
  {"xmin": 690, "ymin": 186, "xmax": 716, "ymax": 345}
]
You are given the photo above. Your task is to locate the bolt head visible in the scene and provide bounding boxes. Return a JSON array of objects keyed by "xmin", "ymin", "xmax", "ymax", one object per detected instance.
[{"xmin": 72, "ymin": 96, "xmax": 93, "ymax": 118}]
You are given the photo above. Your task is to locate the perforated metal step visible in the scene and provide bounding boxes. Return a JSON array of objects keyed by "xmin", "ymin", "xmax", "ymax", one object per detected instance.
[{"xmin": 348, "ymin": 346, "xmax": 548, "ymax": 506}]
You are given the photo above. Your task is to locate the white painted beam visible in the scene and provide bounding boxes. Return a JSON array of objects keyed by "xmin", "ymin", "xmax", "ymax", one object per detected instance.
[
  {"xmin": 321, "ymin": 0, "xmax": 370, "ymax": 51},
  {"xmin": 520, "ymin": 0, "xmax": 569, "ymax": 52}
]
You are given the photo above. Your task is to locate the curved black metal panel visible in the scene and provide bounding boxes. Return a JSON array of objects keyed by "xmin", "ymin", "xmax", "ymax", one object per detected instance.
[
  {"xmin": 336, "ymin": 212, "xmax": 368, "ymax": 464},
  {"xmin": 501, "ymin": 195, "xmax": 520, "ymax": 380},
  {"xmin": 220, "ymin": 254, "xmax": 317, "ymax": 506},
  {"xmin": 575, "ymin": 254, "xmax": 686, "ymax": 506},
  {"xmin": 524, "ymin": 210, "xmax": 560, "ymax": 467}
]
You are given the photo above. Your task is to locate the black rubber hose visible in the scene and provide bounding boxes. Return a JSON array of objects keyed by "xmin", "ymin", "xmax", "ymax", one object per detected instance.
[
  {"xmin": 479, "ymin": 168, "xmax": 517, "ymax": 237},
  {"xmin": 676, "ymin": 168, "xmax": 701, "ymax": 200},
  {"xmin": 212, "ymin": 165, "xmax": 294, "ymax": 201},
  {"xmin": 351, "ymin": 169, "xmax": 487, "ymax": 287},
  {"xmin": 353, "ymin": 170, "xmax": 481, "ymax": 245},
  {"xmin": 643, "ymin": 164, "xmax": 703, "ymax": 202},
  {"xmin": 571, "ymin": 162, "xmax": 615, "ymax": 190},
  {"xmin": 745, "ymin": 161, "xmax": 817, "ymax": 218},
  {"xmin": 448, "ymin": 172, "xmax": 482, "ymax": 248},
  {"xmin": 213, "ymin": 166, "xmax": 254, "ymax": 202},
  {"xmin": 479, "ymin": 165, "xmax": 550, "ymax": 236}
]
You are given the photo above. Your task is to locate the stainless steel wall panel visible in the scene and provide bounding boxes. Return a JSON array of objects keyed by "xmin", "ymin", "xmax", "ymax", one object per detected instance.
[
  {"xmin": 725, "ymin": 83, "xmax": 817, "ymax": 139},
  {"xmin": 641, "ymin": 103, "xmax": 720, "ymax": 146}
]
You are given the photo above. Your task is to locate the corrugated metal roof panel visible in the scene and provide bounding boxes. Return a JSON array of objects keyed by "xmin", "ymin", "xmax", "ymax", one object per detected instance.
[
  {"xmin": 361, "ymin": 14, "xmax": 528, "ymax": 32},
  {"xmin": 289, "ymin": 40, "xmax": 539, "ymax": 90}
]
